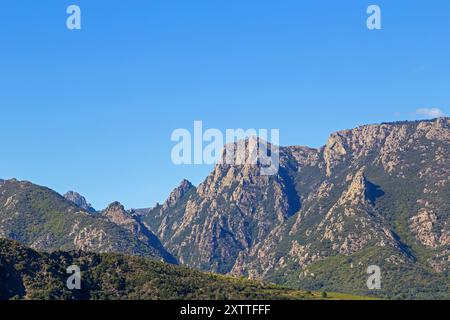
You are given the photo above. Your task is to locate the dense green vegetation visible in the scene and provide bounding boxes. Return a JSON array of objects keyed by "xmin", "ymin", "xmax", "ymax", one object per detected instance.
[
  {"xmin": 0, "ymin": 239, "xmax": 368, "ymax": 300},
  {"xmin": 267, "ymin": 246, "xmax": 449, "ymax": 300}
]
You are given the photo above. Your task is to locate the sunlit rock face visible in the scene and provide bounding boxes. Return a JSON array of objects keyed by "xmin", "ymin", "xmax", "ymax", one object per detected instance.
[{"xmin": 64, "ymin": 191, "xmax": 96, "ymax": 213}]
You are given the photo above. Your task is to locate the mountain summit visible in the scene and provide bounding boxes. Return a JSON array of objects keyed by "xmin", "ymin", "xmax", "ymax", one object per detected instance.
[{"xmin": 64, "ymin": 191, "xmax": 96, "ymax": 213}]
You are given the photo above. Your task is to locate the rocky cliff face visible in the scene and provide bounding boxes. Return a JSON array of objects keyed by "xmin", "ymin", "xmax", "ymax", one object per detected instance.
[
  {"xmin": 64, "ymin": 191, "xmax": 96, "ymax": 213},
  {"xmin": 163, "ymin": 179, "xmax": 194, "ymax": 210},
  {"xmin": 142, "ymin": 118, "xmax": 450, "ymax": 298},
  {"xmin": 102, "ymin": 202, "xmax": 136, "ymax": 226},
  {"xmin": 142, "ymin": 139, "xmax": 303, "ymax": 273}
]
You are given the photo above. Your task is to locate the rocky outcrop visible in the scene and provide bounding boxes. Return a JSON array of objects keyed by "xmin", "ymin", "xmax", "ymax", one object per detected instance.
[
  {"xmin": 162, "ymin": 179, "xmax": 194, "ymax": 210},
  {"xmin": 64, "ymin": 191, "xmax": 96, "ymax": 213},
  {"xmin": 101, "ymin": 201, "xmax": 177, "ymax": 264},
  {"xmin": 102, "ymin": 202, "xmax": 135, "ymax": 227},
  {"xmin": 409, "ymin": 209, "xmax": 448, "ymax": 249}
]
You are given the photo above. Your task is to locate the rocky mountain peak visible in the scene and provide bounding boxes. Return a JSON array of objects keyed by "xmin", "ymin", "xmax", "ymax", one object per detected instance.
[
  {"xmin": 163, "ymin": 179, "xmax": 194, "ymax": 209},
  {"xmin": 219, "ymin": 136, "xmax": 277, "ymax": 168},
  {"xmin": 64, "ymin": 191, "xmax": 96, "ymax": 213},
  {"xmin": 101, "ymin": 202, "xmax": 178, "ymax": 264},
  {"xmin": 102, "ymin": 201, "xmax": 135, "ymax": 226},
  {"xmin": 106, "ymin": 201, "xmax": 125, "ymax": 210}
]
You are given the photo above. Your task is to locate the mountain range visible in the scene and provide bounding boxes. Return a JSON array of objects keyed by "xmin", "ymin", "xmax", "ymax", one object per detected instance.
[
  {"xmin": 1, "ymin": 118, "xmax": 449, "ymax": 299},
  {"xmin": 138, "ymin": 117, "xmax": 449, "ymax": 299}
]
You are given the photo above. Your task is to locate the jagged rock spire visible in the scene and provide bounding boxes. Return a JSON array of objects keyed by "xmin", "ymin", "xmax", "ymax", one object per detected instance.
[{"xmin": 163, "ymin": 179, "xmax": 194, "ymax": 210}]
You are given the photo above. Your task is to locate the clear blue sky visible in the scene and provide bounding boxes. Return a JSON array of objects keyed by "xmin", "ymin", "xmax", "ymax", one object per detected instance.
[{"xmin": 0, "ymin": 0, "xmax": 449, "ymax": 209}]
